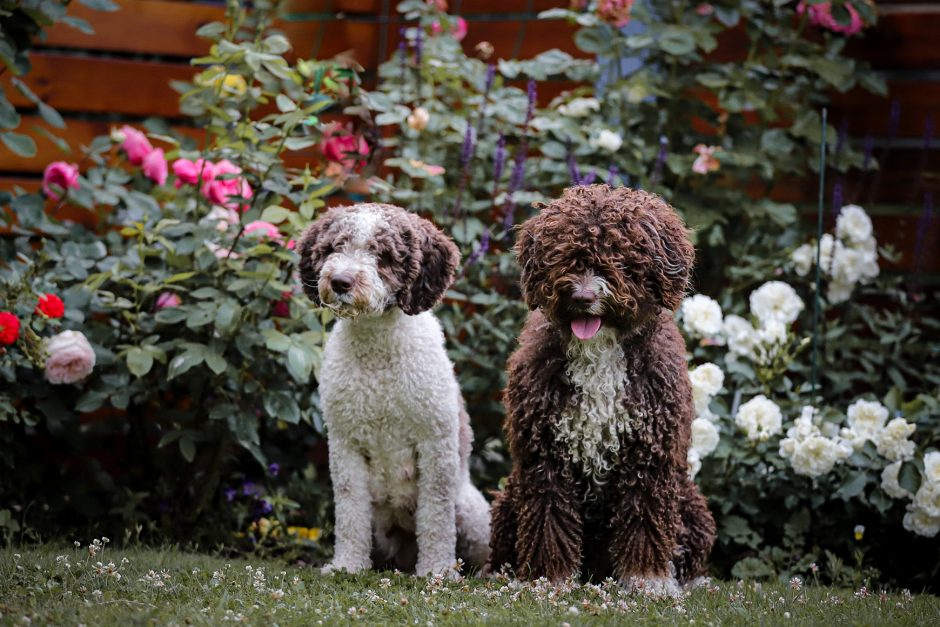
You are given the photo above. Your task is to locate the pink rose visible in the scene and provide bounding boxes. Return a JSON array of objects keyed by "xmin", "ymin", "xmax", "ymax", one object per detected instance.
[
  {"xmin": 201, "ymin": 160, "xmax": 253, "ymax": 211},
  {"xmin": 173, "ymin": 158, "xmax": 215, "ymax": 187},
  {"xmin": 44, "ymin": 330, "xmax": 96, "ymax": 385},
  {"xmin": 244, "ymin": 220, "xmax": 284, "ymax": 243},
  {"xmin": 42, "ymin": 161, "xmax": 80, "ymax": 201},
  {"xmin": 426, "ymin": 0, "xmax": 447, "ymax": 10},
  {"xmin": 430, "ymin": 17, "xmax": 468, "ymax": 41},
  {"xmin": 695, "ymin": 3, "xmax": 714, "ymax": 15},
  {"xmin": 692, "ymin": 144, "xmax": 720, "ymax": 174},
  {"xmin": 155, "ymin": 292, "xmax": 182, "ymax": 309},
  {"xmin": 797, "ymin": 1, "xmax": 865, "ymax": 36},
  {"xmin": 142, "ymin": 148, "xmax": 168, "ymax": 186},
  {"xmin": 597, "ymin": 0, "xmax": 634, "ymax": 28},
  {"xmin": 119, "ymin": 125, "xmax": 153, "ymax": 165},
  {"xmin": 320, "ymin": 133, "xmax": 370, "ymax": 171},
  {"xmin": 272, "ymin": 292, "xmax": 292, "ymax": 318}
]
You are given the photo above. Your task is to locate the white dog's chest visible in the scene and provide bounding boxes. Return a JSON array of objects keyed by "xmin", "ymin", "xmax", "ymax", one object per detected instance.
[{"xmin": 554, "ymin": 329, "xmax": 633, "ymax": 481}]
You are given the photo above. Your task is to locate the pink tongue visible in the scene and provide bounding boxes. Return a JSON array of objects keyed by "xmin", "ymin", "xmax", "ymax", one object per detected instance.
[{"xmin": 571, "ymin": 316, "xmax": 602, "ymax": 341}]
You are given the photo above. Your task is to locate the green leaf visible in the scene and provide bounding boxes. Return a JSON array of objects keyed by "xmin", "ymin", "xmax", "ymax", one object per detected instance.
[
  {"xmin": 165, "ymin": 271, "xmax": 197, "ymax": 283},
  {"xmin": 204, "ymin": 351, "xmax": 227, "ymax": 375},
  {"xmin": 1, "ymin": 132, "xmax": 37, "ymax": 157},
  {"xmin": 155, "ymin": 307, "xmax": 189, "ymax": 324},
  {"xmin": 186, "ymin": 308, "xmax": 214, "ymax": 328},
  {"xmin": 898, "ymin": 461, "xmax": 922, "ymax": 495},
  {"xmin": 179, "ymin": 437, "xmax": 196, "ymax": 463},
  {"xmin": 215, "ymin": 301, "xmax": 240, "ymax": 333},
  {"xmin": 260, "ymin": 205, "xmax": 291, "ymax": 224},
  {"xmin": 126, "ymin": 347, "xmax": 154, "ymax": 377},
  {"xmin": 658, "ymin": 27, "xmax": 696, "ymax": 56},
  {"xmin": 262, "ymin": 329, "xmax": 291, "ymax": 352},
  {"xmin": 79, "ymin": 0, "xmax": 119, "ymax": 10},
  {"xmin": 276, "ymin": 94, "xmax": 297, "ymax": 112},
  {"xmin": 263, "ymin": 390, "xmax": 301, "ymax": 424},
  {"xmin": 284, "ymin": 136, "xmax": 318, "ymax": 151},
  {"xmin": 835, "ymin": 471, "xmax": 868, "ymax": 500},
  {"xmin": 287, "ymin": 344, "xmax": 313, "ymax": 382},
  {"xmin": 167, "ymin": 349, "xmax": 204, "ymax": 380}
]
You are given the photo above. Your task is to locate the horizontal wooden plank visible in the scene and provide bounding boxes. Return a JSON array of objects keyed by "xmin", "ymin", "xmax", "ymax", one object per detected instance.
[
  {"xmin": 43, "ymin": 0, "xmax": 355, "ymax": 60},
  {"xmin": 4, "ymin": 52, "xmax": 194, "ymax": 118},
  {"xmin": 0, "ymin": 116, "xmax": 324, "ymax": 174},
  {"xmin": 302, "ymin": 0, "xmax": 568, "ymax": 14},
  {"xmin": 829, "ymin": 80, "xmax": 939, "ymax": 139},
  {"xmin": 849, "ymin": 6, "xmax": 940, "ymax": 69}
]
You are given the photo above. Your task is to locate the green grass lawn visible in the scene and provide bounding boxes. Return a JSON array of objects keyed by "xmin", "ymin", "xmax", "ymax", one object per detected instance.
[{"xmin": 1, "ymin": 541, "xmax": 938, "ymax": 625}]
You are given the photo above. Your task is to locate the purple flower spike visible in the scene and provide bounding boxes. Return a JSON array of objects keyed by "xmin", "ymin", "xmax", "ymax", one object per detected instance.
[
  {"xmin": 914, "ymin": 191, "xmax": 934, "ymax": 275},
  {"xmin": 493, "ymin": 133, "xmax": 506, "ymax": 181},
  {"xmin": 414, "ymin": 28, "xmax": 424, "ymax": 66},
  {"xmin": 461, "ymin": 120, "xmax": 475, "ymax": 169},
  {"xmin": 508, "ymin": 146, "xmax": 526, "ymax": 194},
  {"xmin": 888, "ymin": 99, "xmax": 901, "ymax": 140},
  {"xmin": 525, "ymin": 80, "xmax": 537, "ymax": 124},
  {"xmin": 466, "ymin": 230, "xmax": 491, "ymax": 267},
  {"xmin": 831, "ymin": 180, "xmax": 844, "ymax": 218},
  {"xmin": 651, "ymin": 135, "xmax": 669, "ymax": 183},
  {"xmin": 835, "ymin": 118, "xmax": 848, "ymax": 159},
  {"xmin": 606, "ymin": 165, "xmax": 619, "ymax": 186},
  {"xmin": 268, "ymin": 462, "xmax": 280, "ymax": 477},
  {"xmin": 862, "ymin": 135, "xmax": 875, "ymax": 170},
  {"xmin": 567, "ymin": 148, "xmax": 581, "ymax": 186},
  {"xmin": 485, "ymin": 64, "xmax": 496, "ymax": 94},
  {"xmin": 224, "ymin": 488, "xmax": 237, "ymax": 502},
  {"xmin": 581, "ymin": 169, "xmax": 597, "ymax": 186}
]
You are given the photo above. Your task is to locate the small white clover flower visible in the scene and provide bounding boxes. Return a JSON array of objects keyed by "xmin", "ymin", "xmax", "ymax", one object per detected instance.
[
  {"xmin": 835, "ymin": 204, "xmax": 873, "ymax": 245},
  {"xmin": 691, "ymin": 417, "xmax": 720, "ymax": 457},
  {"xmin": 680, "ymin": 294, "xmax": 723, "ymax": 339},
  {"xmin": 749, "ymin": 281, "xmax": 804, "ymax": 326},
  {"xmin": 735, "ymin": 395, "xmax": 783, "ymax": 441},
  {"xmin": 875, "ymin": 417, "xmax": 916, "ymax": 462},
  {"xmin": 881, "ymin": 461, "xmax": 912, "ymax": 500},
  {"xmin": 590, "ymin": 129, "xmax": 623, "ymax": 153}
]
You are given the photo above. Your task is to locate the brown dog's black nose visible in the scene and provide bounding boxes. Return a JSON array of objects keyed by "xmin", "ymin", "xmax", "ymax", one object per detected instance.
[
  {"xmin": 571, "ymin": 288, "xmax": 597, "ymax": 306},
  {"xmin": 331, "ymin": 274, "xmax": 354, "ymax": 295}
]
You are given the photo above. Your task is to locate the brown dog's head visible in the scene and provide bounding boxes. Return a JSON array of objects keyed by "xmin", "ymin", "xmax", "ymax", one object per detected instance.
[
  {"xmin": 297, "ymin": 203, "xmax": 459, "ymax": 318},
  {"xmin": 515, "ymin": 184, "xmax": 694, "ymax": 340}
]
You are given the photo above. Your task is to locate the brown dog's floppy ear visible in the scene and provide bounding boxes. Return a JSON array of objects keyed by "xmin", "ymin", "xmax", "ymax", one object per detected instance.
[
  {"xmin": 297, "ymin": 208, "xmax": 342, "ymax": 306},
  {"xmin": 513, "ymin": 215, "xmax": 545, "ymax": 311},
  {"xmin": 398, "ymin": 215, "xmax": 459, "ymax": 315},
  {"xmin": 638, "ymin": 205, "xmax": 695, "ymax": 312}
]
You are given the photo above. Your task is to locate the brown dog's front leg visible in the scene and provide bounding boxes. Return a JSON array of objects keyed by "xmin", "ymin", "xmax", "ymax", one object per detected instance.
[
  {"xmin": 513, "ymin": 462, "xmax": 582, "ymax": 581},
  {"xmin": 609, "ymin": 470, "xmax": 683, "ymax": 598}
]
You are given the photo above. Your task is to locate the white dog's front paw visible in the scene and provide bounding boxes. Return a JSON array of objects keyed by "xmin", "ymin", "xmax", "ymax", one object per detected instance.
[
  {"xmin": 623, "ymin": 575, "xmax": 682, "ymax": 599},
  {"xmin": 320, "ymin": 559, "xmax": 368, "ymax": 576}
]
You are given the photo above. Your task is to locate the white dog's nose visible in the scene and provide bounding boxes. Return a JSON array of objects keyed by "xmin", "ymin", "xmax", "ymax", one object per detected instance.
[{"xmin": 331, "ymin": 274, "xmax": 354, "ymax": 294}]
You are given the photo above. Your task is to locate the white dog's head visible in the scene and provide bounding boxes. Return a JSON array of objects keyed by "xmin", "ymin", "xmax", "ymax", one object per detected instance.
[{"xmin": 298, "ymin": 203, "xmax": 460, "ymax": 318}]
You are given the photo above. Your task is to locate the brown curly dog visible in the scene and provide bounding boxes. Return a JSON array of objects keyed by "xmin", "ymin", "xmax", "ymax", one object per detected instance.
[{"xmin": 487, "ymin": 184, "xmax": 716, "ymax": 597}]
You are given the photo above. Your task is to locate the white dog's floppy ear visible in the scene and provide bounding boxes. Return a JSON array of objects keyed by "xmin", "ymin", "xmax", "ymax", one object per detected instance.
[
  {"xmin": 298, "ymin": 207, "xmax": 344, "ymax": 307},
  {"xmin": 398, "ymin": 215, "xmax": 459, "ymax": 315}
]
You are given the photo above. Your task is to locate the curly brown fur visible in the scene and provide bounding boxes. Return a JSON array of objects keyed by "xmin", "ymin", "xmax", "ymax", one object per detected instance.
[{"xmin": 488, "ymin": 185, "xmax": 715, "ymax": 590}]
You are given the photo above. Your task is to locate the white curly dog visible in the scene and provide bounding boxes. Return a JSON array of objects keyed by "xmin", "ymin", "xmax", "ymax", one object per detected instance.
[{"xmin": 298, "ymin": 202, "xmax": 491, "ymax": 576}]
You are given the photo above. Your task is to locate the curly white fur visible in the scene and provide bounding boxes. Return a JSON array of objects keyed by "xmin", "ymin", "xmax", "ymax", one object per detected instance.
[
  {"xmin": 318, "ymin": 303, "xmax": 490, "ymax": 577},
  {"xmin": 554, "ymin": 327, "xmax": 633, "ymax": 482}
]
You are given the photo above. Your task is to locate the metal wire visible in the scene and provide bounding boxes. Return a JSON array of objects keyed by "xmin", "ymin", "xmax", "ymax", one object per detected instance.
[{"xmin": 810, "ymin": 108, "xmax": 828, "ymax": 400}]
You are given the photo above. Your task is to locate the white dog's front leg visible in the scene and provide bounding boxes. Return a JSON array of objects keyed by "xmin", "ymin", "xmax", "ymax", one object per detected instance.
[
  {"xmin": 322, "ymin": 436, "xmax": 373, "ymax": 575},
  {"xmin": 414, "ymin": 437, "xmax": 458, "ymax": 576}
]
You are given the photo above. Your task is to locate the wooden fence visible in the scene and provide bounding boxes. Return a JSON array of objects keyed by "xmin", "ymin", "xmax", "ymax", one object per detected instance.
[{"xmin": 2, "ymin": 0, "xmax": 937, "ymax": 273}]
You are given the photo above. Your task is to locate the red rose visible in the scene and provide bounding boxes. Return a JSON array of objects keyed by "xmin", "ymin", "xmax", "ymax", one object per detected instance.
[
  {"xmin": 0, "ymin": 312, "xmax": 20, "ymax": 345},
  {"xmin": 36, "ymin": 294, "xmax": 65, "ymax": 319}
]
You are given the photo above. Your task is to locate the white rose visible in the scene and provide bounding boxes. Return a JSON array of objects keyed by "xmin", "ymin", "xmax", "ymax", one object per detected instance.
[
  {"xmin": 830, "ymin": 242, "xmax": 865, "ymax": 286},
  {"xmin": 590, "ymin": 129, "xmax": 623, "ymax": 153},
  {"xmin": 723, "ymin": 314, "xmax": 757, "ymax": 360},
  {"xmin": 680, "ymin": 294, "xmax": 723, "ymax": 339},
  {"xmin": 881, "ymin": 461, "xmax": 912, "ymax": 499},
  {"xmin": 875, "ymin": 417, "xmax": 917, "ymax": 462},
  {"xmin": 43, "ymin": 330, "xmax": 96, "ymax": 385},
  {"xmin": 407, "ymin": 106, "xmax": 430, "ymax": 131},
  {"xmin": 690, "ymin": 363, "xmax": 724, "ymax": 397},
  {"xmin": 903, "ymin": 507, "xmax": 940, "ymax": 538},
  {"xmin": 749, "ymin": 281, "xmax": 804, "ymax": 326},
  {"xmin": 791, "ymin": 243, "xmax": 814, "ymax": 277},
  {"xmin": 691, "ymin": 417, "xmax": 720, "ymax": 457},
  {"xmin": 735, "ymin": 395, "xmax": 783, "ymax": 441},
  {"xmin": 557, "ymin": 97, "xmax": 600, "ymax": 117},
  {"xmin": 835, "ymin": 204, "xmax": 873, "ymax": 245},
  {"xmin": 687, "ymin": 449, "xmax": 702, "ymax": 479},
  {"xmin": 924, "ymin": 452, "xmax": 940, "ymax": 484},
  {"xmin": 757, "ymin": 319, "xmax": 787, "ymax": 346},
  {"xmin": 819, "ymin": 233, "xmax": 835, "ymax": 270},
  {"xmin": 786, "ymin": 435, "xmax": 848, "ymax": 478},
  {"xmin": 826, "ymin": 279, "xmax": 854, "ymax": 304},
  {"xmin": 913, "ymin": 481, "xmax": 940, "ymax": 518},
  {"xmin": 844, "ymin": 399, "xmax": 889, "ymax": 449}
]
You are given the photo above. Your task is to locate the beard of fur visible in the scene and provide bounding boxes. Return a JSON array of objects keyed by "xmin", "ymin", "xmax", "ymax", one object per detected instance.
[{"xmin": 318, "ymin": 265, "xmax": 390, "ymax": 318}]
